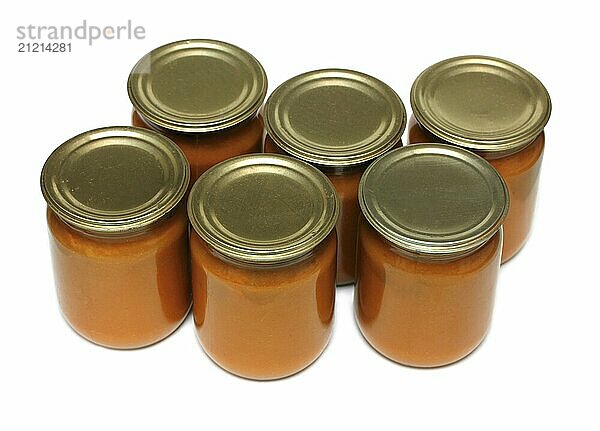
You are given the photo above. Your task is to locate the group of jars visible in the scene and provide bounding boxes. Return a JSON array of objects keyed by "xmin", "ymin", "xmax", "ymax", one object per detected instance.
[{"xmin": 41, "ymin": 40, "xmax": 551, "ymax": 380}]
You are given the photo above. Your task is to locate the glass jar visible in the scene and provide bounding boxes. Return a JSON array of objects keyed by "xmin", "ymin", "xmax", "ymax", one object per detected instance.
[
  {"xmin": 128, "ymin": 39, "xmax": 267, "ymax": 184},
  {"xmin": 188, "ymin": 154, "xmax": 339, "ymax": 380},
  {"xmin": 264, "ymin": 69, "xmax": 406, "ymax": 285},
  {"xmin": 409, "ymin": 55, "xmax": 551, "ymax": 262},
  {"xmin": 41, "ymin": 127, "xmax": 191, "ymax": 349},
  {"xmin": 355, "ymin": 144, "xmax": 509, "ymax": 367}
]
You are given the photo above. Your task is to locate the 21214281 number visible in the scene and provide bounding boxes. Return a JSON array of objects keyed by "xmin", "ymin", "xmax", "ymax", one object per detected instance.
[{"xmin": 18, "ymin": 42, "xmax": 72, "ymax": 53}]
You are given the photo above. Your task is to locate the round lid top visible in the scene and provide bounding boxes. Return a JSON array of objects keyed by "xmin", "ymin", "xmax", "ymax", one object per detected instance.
[
  {"xmin": 359, "ymin": 144, "xmax": 509, "ymax": 258},
  {"xmin": 41, "ymin": 126, "xmax": 190, "ymax": 235},
  {"xmin": 128, "ymin": 39, "xmax": 267, "ymax": 133},
  {"xmin": 264, "ymin": 69, "xmax": 406, "ymax": 167},
  {"xmin": 188, "ymin": 154, "xmax": 339, "ymax": 264},
  {"xmin": 411, "ymin": 55, "xmax": 551, "ymax": 156}
]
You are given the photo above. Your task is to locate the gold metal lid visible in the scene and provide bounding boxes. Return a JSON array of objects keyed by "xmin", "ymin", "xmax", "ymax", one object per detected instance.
[
  {"xmin": 411, "ymin": 55, "xmax": 551, "ymax": 156},
  {"xmin": 264, "ymin": 69, "xmax": 406, "ymax": 167},
  {"xmin": 188, "ymin": 154, "xmax": 339, "ymax": 264},
  {"xmin": 359, "ymin": 144, "xmax": 509, "ymax": 258},
  {"xmin": 128, "ymin": 39, "xmax": 267, "ymax": 133},
  {"xmin": 41, "ymin": 127, "xmax": 190, "ymax": 235}
]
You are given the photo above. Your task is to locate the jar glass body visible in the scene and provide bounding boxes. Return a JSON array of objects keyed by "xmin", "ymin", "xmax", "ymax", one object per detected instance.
[
  {"xmin": 47, "ymin": 204, "xmax": 191, "ymax": 349},
  {"xmin": 355, "ymin": 217, "xmax": 502, "ymax": 367},
  {"xmin": 408, "ymin": 116, "xmax": 544, "ymax": 263},
  {"xmin": 132, "ymin": 110, "xmax": 264, "ymax": 185},
  {"xmin": 190, "ymin": 229, "xmax": 337, "ymax": 380},
  {"xmin": 264, "ymin": 134, "xmax": 399, "ymax": 285}
]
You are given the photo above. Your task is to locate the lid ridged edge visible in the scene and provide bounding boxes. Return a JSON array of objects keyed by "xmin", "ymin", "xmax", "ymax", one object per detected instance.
[
  {"xmin": 265, "ymin": 68, "xmax": 406, "ymax": 167},
  {"xmin": 188, "ymin": 154, "xmax": 339, "ymax": 264},
  {"xmin": 41, "ymin": 126, "xmax": 190, "ymax": 235},
  {"xmin": 411, "ymin": 55, "xmax": 551, "ymax": 156},
  {"xmin": 128, "ymin": 39, "xmax": 268, "ymax": 133},
  {"xmin": 358, "ymin": 143, "xmax": 509, "ymax": 258}
]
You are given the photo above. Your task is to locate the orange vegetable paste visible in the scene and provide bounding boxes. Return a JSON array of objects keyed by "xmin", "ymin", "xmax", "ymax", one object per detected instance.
[
  {"xmin": 188, "ymin": 154, "xmax": 340, "ymax": 379},
  {"xmin": 41, "ymin": 127, "xmax": 191, "ymax": 348},
  {"xmin": 355, "ymin": 145, "xmax": 509, "ymax": 367}
]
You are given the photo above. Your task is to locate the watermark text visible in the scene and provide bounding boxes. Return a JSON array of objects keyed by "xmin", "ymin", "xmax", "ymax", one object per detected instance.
[{"xmin": 16, "ymin": 20, "xmax": 146, "ymax": 46}]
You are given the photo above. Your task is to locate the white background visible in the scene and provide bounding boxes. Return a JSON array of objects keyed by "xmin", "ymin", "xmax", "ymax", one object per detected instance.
[{"xmin": 2, "ymin": 1, "xmax": 598, "ymax": 429}]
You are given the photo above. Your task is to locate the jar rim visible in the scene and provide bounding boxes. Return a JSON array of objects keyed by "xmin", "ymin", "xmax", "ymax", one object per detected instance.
[
  {"xmin": 128, "ymin": 39, "xmax": 267, "ymax": 133},
  {"xmin": 41, "ymin": 126, "xmax": 190, "ymax": 235},
  {"xmin": 188, "ymin": 154, "xmax": 339, "ymax": 264},
  {"xmin": 410, "ymin": 55, "xmax": 551, "ymax": 156},
  {"xmin": 359, "ymin": 144, "xmax": 509, "ymax": 258},
  {"xmin": 265, "ymin": 68, "xmax": 406, "ymax": 167}
]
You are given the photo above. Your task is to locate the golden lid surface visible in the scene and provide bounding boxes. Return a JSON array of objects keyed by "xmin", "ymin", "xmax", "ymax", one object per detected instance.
[
  {"xmin": 265, "ymin": 69, "xmax": 406, "ymax": 167},
  {"xmin": 188, "ymin": 154, "xmax": 339, "ymax": 264},
  {"xmin": 411, "ymin": 55, "xmax": 551, "ymax": 156},
  {"xmin": 41, "ymin": 127, "xmax": 190, "ymax": 234},
  {"xmin": 128, "ymin": 39, "xmax": 267, "ymax": 133},
  {"xmin": 359, "ymin": 144, "xmax": 509, "ymax": 258}
]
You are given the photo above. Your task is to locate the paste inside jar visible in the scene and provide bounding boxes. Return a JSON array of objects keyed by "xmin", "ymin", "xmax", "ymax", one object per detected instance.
[
  {"xmin": 190, "ymin": 229, "xmax": 336, "ymax": 380},
  {"xmin": 355, "ymin": 218, "xmax": 502, "ymax": 367},
  {"xmin": 47, "ymin": 204, "xmax": 191, "ymax": 349}
]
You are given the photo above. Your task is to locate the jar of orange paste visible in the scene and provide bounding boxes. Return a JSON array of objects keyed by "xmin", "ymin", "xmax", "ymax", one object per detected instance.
[
  {"xmin": 128, "ymin": 39, "xmax": 267, "ymax": 184},
  {"xmin": 188, "ymin": 154, "xmax": 339, "ymax": 380},
  {"xmin": 41, "ymin": 127, "xmax": 191, "ymax": 349},
  {"xmin": 264, "ymin": 69, "xmax": 405, "ymax": 285},
  {"xmin": 355, "ymin": 144, "xmax": 509, "ymax": 367},
  {"xmin": 408, "ymin": 55, "xmax": 551, "ymax": 262}
]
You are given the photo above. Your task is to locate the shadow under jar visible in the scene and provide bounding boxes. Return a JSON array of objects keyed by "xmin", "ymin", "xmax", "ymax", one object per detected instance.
[
  {"xmin": 264, "ymin": 69, "xmax": 406, "ymax": 285},
  {"xmin": 188, "ymin": 154, "xmax": 339, "ymax": 380},
  {"xmin": 355, "ymin": 144, "xmax": 509, "ymax": 367},
  {"xmin": 408, "ymin": 55, "xmax": 551, "ymax": 263},
  {"xmin": 41, "ymin": 127, "xmax": 191, "ymax": 349},
  {"xmin": 128, "ymin": 39, "xmax": 267, "ymax": 185}
]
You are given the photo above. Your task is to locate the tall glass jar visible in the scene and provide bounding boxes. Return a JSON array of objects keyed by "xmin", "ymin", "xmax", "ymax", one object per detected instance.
[
  {"xmin": 128, "ymin": 39, "xmax": 267, "ymax": 184},
  {"xmin": 188, "ymin": 154, "xmax": 339, "ymax": 380},
  {"xmin": 355, "ymin": 144, "xmax": 509, "ymax": 367},
  {"xmin": 41, "ymin": 127, "xmax": 191, "ymax": 349},
  {"xmin": 264, "ymin": 69, "xmax": 406, "ymax": 285},
  {"xmin": 409, "ymin": 55, "xmax": 550, "ymax": 262}
]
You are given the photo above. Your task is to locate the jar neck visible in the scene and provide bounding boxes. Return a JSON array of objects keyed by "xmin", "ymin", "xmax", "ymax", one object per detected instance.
[
  {"xmin": 47, "ymin": 204, "xmax": 183, "ymax": 240},
  {"xmin": 193, "ymin": 229, "xmax": 336, "ymax": 270},
  {"xmin": 133, "ymin": 108, "xmax": 259, "ymax": 138},
  {"xmin": 361, "ymin": 214, "xmax": 501, "ymax": 263},
  {"xmin": 265, "ymin": 133, "xmax": 391, "ymax": 175},
  {"xmin": 411, "ymin": 115, "xmax": 536, "ymax": 160}
]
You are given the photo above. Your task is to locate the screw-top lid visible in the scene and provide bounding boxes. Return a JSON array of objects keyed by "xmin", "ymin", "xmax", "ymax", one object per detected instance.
[
  {"xmin": 359, "ymin": 144, "xmax": 509, "ymax": 258},
  {"xmin": 41, "ymin": 127, "xmax": 190, "ymax": 235},
  {"xmin": 128, "ymin": 39, "xmax": 267, "ymax": 133},
  {"xmin": 188, "ymin": 154, "xmax": 339, "ymax": 264},
  {"xmin": 264, "ymin": 69, "xmax": 406, "ymax": 167},
  {"xmin": 411, "ymin": 55, "xmax": 551, "ymax": 156}
]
